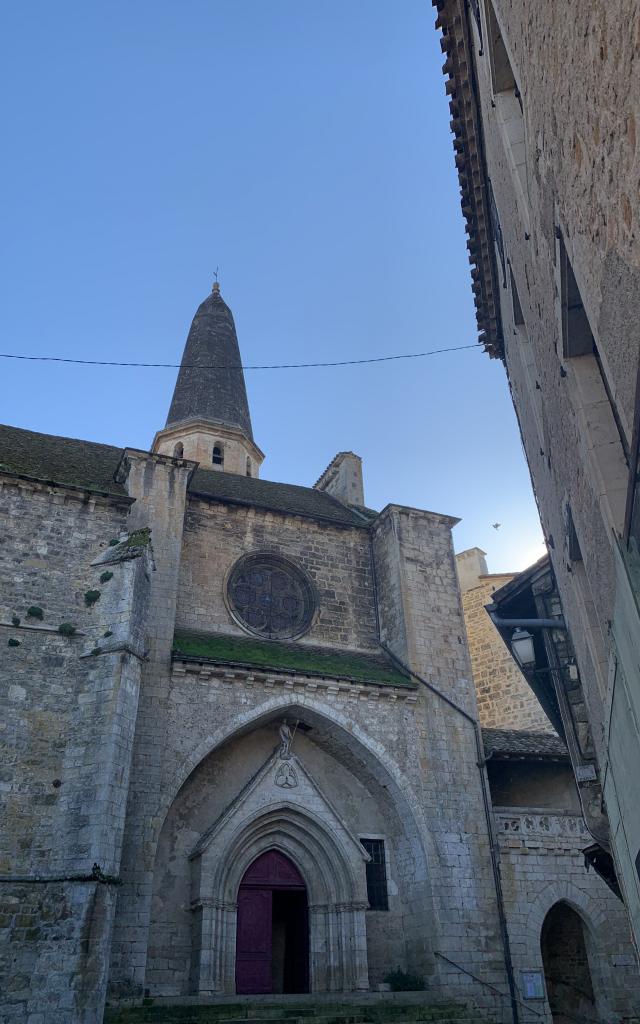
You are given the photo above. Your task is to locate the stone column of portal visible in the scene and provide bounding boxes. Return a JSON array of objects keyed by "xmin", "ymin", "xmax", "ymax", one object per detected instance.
[
  {"xmin": 107, "ymin": 450, "xmax": 195, "ymax": 1001},
  {"xmin": 370, "ymin": 504, "xmax": 509, "ymax": 1007}
]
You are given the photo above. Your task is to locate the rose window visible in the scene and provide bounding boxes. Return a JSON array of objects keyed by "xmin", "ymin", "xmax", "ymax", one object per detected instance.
[{"xmin": 226, "ymin": 553, "xmax": 316, "ymax": 640}]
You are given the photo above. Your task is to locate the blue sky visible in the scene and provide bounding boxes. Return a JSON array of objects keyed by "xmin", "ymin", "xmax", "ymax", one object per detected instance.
[{"xmin": 0, "ymin": 1, "xmax": 544, "ymax": 572}]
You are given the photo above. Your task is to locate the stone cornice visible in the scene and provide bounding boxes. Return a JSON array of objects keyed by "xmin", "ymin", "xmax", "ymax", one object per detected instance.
[
  {"xmin": 375, "ymin": 503, "xmax": 461, "ymax": 528},
  {"xmin": 171, "ymin": 659, "xmax": 418, "ymax": 704},
  {"xmin": 152, "ymin": 419, "xmax": 265, "ymax": 464},
  {"xmin": 0, "ymin": 472, "xmax": 133, "ymax": 509},
  {"xmin": 433, "ymin": 0, "xmax": 504, "ymax": 358}
]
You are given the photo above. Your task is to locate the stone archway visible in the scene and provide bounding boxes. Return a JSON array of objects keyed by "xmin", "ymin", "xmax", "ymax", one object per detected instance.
[
  {"xmin": 142, "ymin": 701, "xmax": 435, "ymax": 998},
  {"xmin": 522, "ymin": 881, "xmax": 613, "ymax": 1022},
  {"xmin": 190, "ymin": 750, "xmax": 370, "ymax": 994},
  {"xmin": 541, "ymin": 902, "xmax": 597, "ymax": 1024}
]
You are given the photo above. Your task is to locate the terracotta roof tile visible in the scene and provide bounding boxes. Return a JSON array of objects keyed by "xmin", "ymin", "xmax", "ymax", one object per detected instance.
[{"xmin": 483, "ymin": 727, "xmax": 568, "ymax": 760}]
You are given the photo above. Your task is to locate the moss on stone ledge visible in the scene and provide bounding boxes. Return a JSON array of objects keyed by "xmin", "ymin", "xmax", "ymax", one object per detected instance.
[{"xmin": 172, "ymin": 631, "xmax": 414, "ymax": 688}]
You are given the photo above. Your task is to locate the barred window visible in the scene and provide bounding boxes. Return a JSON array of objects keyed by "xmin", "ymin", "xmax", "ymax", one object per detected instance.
[{"xmin": 361, "ymin": 838, "xmax": 389, "ymax": 911}]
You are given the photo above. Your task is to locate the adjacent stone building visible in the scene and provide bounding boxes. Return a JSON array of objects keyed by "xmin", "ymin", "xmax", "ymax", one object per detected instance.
[
  {"xmin": 434, "ymin": 0, "xmax": 640, "ymax": 950},
  {"xmin": 2, "ymin": 283, "xmax": 639, "ymax": 1024},
  {"xmin": 455, "ymin": 548, "xmax": 551, "ymax": 732}
]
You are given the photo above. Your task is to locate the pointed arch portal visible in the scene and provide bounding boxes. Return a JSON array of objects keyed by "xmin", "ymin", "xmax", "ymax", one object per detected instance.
[
  {"xmin": 236, "ymin": 850, "xmax": 309, "ymax": 994},
  {"xmin": 189, "ymin": 751, "xmax": 370, "ymax": 994},
  {"xmin": 147, "ymin": 700, "xmax": 434, "ymax": 997},
  {"xmin": 541, "ymin": 902, "xmax": 596, "ymax": 1024}
]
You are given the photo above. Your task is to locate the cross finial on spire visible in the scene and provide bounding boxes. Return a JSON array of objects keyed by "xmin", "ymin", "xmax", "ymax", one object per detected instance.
[{"xmin": 213, "ymin": 266, "xmax": 220, "ymax": 295}]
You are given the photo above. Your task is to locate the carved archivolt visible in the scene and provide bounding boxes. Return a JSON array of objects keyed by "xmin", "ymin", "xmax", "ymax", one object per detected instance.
[{"xmin": 190, "ymin": 749, "xmax": 370, "ymax": 994}]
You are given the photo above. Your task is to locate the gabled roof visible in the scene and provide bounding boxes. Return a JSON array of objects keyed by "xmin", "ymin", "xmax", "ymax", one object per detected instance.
[
  {"xmin": 0, "ymin": 423, "xmax": 127, "ymax": 498},
  {"xmin": 190, "ymin": 466, "xmax": 372, "ymax": 528},
  {"xmin": 0, "ymin": 423, "xmax": 372, "ymax": 527},
  {"xmin": 483, "ymin": 727, "xmax": 568, "ymax": 761}
]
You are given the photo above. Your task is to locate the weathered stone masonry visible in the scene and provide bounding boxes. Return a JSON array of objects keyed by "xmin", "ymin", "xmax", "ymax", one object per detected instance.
[
  {"xmin": 3, "ymin": 276, "xmax": 639, "ymax": 1023},
  {"xmin": 0, "ymin": 470, "xmax": 152, "ymax": 1024}
]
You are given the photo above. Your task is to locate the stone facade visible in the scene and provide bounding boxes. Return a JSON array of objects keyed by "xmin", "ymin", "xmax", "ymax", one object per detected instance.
[
  {"xmin": 0, "ymin": 474, "xmax": 152, "ymax": 1023},
  {"xmin": 495, "ymin": 808, "xmax": 640, "ymax": 1024},
  {"xmin": 435, "ymin": 0, "xmax": 640, "ymax": 949},
  {"xmin": 456, "ymin": 548, "xmax": 551, "ymax": 731},
  {"xmin": 2, "ymin": 280, "xmax": 640, "ymax": 1024}
]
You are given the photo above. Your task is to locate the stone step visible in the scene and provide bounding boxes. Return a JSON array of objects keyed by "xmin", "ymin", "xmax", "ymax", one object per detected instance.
[
  {"xmin": 103, "ymin": 1003, "xmax": 479, "ymax": 1024},
  {"xmin": 105, "ymin": 1019, "xmax": 484, "ymax": 1024}
]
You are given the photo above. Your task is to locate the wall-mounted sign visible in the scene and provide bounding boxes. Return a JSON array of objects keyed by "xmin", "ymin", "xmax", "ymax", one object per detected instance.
[
  {"xmin": 521, "ymin": 970, "xmax": 545, "ymax": 999},
  {"xmin": 575, "ymin": 764, "xmax": 597, "ymax": 782}
]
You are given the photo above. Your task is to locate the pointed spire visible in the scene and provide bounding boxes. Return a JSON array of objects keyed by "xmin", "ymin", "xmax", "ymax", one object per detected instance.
[{"xmin": 166, "ymin": 284, "xmax": 254, "ymax": 442}]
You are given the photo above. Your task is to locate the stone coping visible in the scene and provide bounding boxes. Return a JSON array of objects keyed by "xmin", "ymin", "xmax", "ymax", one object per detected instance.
[
  {"xmin": 171, "ymin": 659, "xmax": 418, "ymax": 704},
  {"xmin": 172, "ymin": 631, "xmax": 415, "ymax": 689}
]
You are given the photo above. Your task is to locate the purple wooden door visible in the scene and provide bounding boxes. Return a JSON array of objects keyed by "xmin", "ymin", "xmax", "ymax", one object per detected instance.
[
  {"xmin": 235, "ymin": 888, "xmax": 273, "ymax": 994},
  {"xmin": 241, "ymin": 850, "xmax": 306, "ymax": 889},
  {"xmin": 235, "ymin": 851, "xmax": 308, "ymax": 995}
]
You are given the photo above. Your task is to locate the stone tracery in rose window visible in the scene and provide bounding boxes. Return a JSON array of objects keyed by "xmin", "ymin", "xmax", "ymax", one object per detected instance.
[{"xmin": 227, "ymin": 553, "xmax": 316, "ymax": 640}]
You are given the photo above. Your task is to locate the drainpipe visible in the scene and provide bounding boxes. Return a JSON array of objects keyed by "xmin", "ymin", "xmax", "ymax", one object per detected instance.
[{"xmin": 379, "ymin": 641, "xmax": 520, "ymax": 1024}]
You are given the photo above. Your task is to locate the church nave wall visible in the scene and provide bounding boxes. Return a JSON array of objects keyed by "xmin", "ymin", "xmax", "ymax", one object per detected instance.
[
  {"xmin": 0, "ymin": 480, "xmax": 150, "ymax": 1024},
  {"xmin": 176, "ymin": 498, "xmax": 379, "ymax": 653}
]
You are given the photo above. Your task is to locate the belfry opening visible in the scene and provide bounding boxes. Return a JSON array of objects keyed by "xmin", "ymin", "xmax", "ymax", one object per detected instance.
[{"xmin": 235, "ymin": 850, "xmax": 309, "ymax": 995}]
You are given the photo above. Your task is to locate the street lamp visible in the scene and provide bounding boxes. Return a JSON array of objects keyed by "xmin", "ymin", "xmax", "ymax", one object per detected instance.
[{"xmin": 510, "ymin": 627, "xmax": 536, "ymax": 670}]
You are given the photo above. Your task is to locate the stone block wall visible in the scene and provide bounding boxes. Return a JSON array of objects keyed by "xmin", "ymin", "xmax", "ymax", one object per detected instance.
[
  {"xmin": 0, "ymin": 882, "xmax": 116, "ymax": 1024},
  {"xmin": 463, "ymin": 0, "xmax": 638, "ymax": 746},
  {"xmin": 0, "ymin": 477, "xmax": 152, "ymax": 1023},
  {"xmin": 461, "ymin": 574, "xmax": 552, "ymax": 731},
  {"xmin": 370, "ymin": 505, "xmax": 509, "ymax": 999},
  {"xmin": 451, "ymin": 0, "xmax": 640, "ymax": 942},
  {"xmin": 0, "ymin": 481, "xmax": 131, "ymax": 875},
  {"xmin": 495, "ymin": 809, "xmax": 640, "ymax": 1021},
  {"xmin": 177, "ymin": 498, "xmax": 379, "ymax": 652}
]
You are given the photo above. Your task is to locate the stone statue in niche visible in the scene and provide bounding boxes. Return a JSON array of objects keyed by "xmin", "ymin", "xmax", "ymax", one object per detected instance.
[
  {"xmin": 279, "ymin": 720, "xmax": 293, "ymax": 759},
  {"xmin": 275, "ymin": 761, "xmax": 298, "ymax": 789}
]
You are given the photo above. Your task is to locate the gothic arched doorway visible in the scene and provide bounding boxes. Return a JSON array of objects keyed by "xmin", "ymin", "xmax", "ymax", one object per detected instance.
[
  {"xmin": 235, "ymin": 850, "xmax": 309, "ymax": 995},
  {"xmin": 541, "ymin": 902, "xmax": 597, "ymax": 1024}
]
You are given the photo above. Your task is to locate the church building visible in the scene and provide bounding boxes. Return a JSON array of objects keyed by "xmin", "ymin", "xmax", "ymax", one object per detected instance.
[{"xmin": 1, "ymin": 283, "xmax": 638, "ymax": 1024}]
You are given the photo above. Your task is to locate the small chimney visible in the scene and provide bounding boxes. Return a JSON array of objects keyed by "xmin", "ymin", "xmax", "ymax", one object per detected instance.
[
  {"xmin": 455, "ymin": 547, "xmax": 489, "ymax": 594},
  {"xmin": 314, "ymin": 452, "xmax": 365, "ymax": 508}
]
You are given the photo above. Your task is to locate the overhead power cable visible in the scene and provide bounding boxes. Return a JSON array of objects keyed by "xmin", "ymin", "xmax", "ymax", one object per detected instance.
[{"xmin": 0, "ymin": 344, "xmax": 478, "ymax": 370}]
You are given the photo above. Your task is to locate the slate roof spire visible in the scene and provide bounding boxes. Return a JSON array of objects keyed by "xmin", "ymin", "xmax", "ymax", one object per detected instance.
[{"xmin": 166, "ymin": 282, "xmax": 254, "ymax": 442}]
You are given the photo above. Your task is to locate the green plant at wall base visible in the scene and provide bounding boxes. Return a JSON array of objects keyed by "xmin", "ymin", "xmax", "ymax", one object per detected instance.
[
  {"xmin": 11, "ymin": 615, "xmax": 20, "ymax": 626},
  {"xmin": 27, "ymin": 606, "xmax": 44, "ymax": 620},
  {"xmin": 8, "ymin": 638, "xmax": 20, "ymax": 647},
  {"xmin": 58, "ymin": 623, "xmax": 77, "ymax": 637},
  {"xmin": 108, "ymin": 538, "xmax": 119, "ymax": 546},
  {"xmin": 100, "ymin": 571, "xmax": 114, "ymax": 584},
  {"xmin": 84, "ymin": 590, "xmax": 101, "ymax": 607},
  {"xmin": 383, "ymin": 969, "xmax": 426, "ymax": 992}
]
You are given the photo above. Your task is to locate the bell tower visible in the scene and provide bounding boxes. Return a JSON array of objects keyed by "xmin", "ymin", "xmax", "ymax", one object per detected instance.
[{"xmin": 152, "ymin": 282, "xmax": 264, "ymax": 477}]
